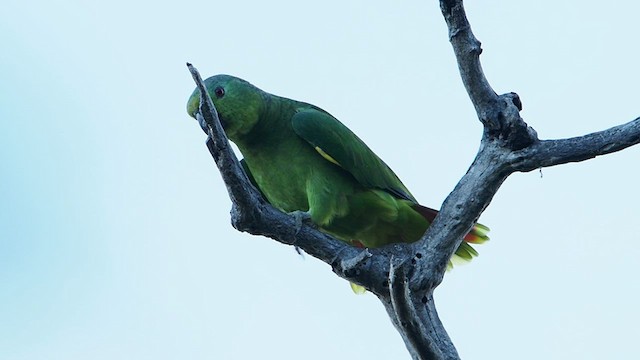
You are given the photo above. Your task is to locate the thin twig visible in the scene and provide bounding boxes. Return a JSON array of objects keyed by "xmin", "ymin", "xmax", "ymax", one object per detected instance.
[{"xmin": 510, "ymin": 117, "xmax": 640, "ymax": 172}]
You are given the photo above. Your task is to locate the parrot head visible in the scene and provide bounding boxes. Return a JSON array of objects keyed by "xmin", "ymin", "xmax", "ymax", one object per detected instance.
[{"xmin": 187, "ymin": 74, "xmax": 264, "ymax": 140}]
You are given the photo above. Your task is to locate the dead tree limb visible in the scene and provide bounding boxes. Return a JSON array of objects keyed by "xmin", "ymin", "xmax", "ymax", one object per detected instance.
[{"xmin": 185, "ymin": 1, "xmax": 639, "ymax": 358}]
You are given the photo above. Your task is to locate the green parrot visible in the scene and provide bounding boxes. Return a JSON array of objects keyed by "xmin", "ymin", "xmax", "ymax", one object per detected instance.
[{"xmin": 187, "ymin": 75, "xmax": 489, "ymax": 273}]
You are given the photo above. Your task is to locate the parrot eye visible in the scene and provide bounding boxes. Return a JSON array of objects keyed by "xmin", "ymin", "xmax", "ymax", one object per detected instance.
[{"xmin": 214, "ymin": 86, "xmax": 225, "ymax": 98}]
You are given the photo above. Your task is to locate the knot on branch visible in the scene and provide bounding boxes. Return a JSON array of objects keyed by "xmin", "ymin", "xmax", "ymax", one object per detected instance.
[
  {"xmin": 333, "ymin": 248, "xmax": 372, "ymax": 277},
  {"xmin": 330, "ymin": 248, "xmax": 393, "ymax": 294},
  {"xmin": 484, "ymin": 92, "xmax": 538, "ymax": 150}
]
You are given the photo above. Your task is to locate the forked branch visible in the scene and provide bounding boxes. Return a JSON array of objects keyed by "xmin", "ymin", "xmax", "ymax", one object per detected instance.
[{"xmin": 185, "ymin": 1, "xmax": 639, "ymax": 358}]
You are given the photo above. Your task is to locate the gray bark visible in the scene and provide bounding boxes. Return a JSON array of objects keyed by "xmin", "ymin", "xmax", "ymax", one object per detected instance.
[{"xmin": 186, "ymin": 1, "xmax": 640, "ymax": 358}]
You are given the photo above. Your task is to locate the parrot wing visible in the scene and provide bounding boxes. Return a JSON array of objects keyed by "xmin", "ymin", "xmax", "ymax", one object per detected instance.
[
  {"xmin": 291, "ymin": 108, "xmax": 490, "ymax": 248},
  {"xmin": 291, "ymin": 108, "xmax": 416, "ymax": 202}
]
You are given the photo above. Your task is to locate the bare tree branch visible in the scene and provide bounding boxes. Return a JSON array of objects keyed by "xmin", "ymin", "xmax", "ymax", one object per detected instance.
[
  {"xmin": 510, "ymin": 117, "xmax": 640, "ymax": 172},
  {"xmin": 439, "ymin": 0, "xmax": 497, "ymax": 118},
  {"xmin": 387, "ymin": 261, "xmax": 459, "ymax": 360},
  {"xmin": 185, "ymin": 0, "xmax": 640, "ymax": 357}
]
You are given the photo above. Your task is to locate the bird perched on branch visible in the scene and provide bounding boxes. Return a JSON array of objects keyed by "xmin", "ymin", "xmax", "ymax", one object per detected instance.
[{"xmin": 187, "ymin": 75, "xmax": 489, "ymax": 290}]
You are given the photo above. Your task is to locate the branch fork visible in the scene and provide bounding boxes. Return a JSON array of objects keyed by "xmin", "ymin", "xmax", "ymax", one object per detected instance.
[{"xmin": 186, "ymin": 1, "xmax": 639, "ymax": 356}]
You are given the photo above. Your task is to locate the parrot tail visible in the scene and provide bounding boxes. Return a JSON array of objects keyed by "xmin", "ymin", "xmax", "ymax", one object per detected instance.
[
  {"xmin": 411, "ymin": 204, "xmax": 490, "ymax": 244},
  {"xmin": 347, "ymin": 205, "xmax": 490, "ymax": 294},
  {"xmin": 411, "ymin": 204, "xmax": 490, "ymax": 268}
]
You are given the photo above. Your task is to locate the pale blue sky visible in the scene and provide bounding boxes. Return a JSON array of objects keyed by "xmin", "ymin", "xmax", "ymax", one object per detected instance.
[{"xmin": 1, "ymin": 1, "xmax": 639, "ymax": 359}]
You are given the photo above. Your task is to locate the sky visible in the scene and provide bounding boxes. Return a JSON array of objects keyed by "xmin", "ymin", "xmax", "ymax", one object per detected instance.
[{"xmin": 1, "ymin": 1, "xmax": 639, "ymax": 359}]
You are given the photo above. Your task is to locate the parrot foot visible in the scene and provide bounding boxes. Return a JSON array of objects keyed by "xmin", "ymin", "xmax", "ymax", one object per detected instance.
[
  {"xmin": 288, "ymin": 210, "xmax": 314, "ymax": 235},
  {"xmin": 288, "ymin": 211, "xmax": 315, "ymax": 258}
]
